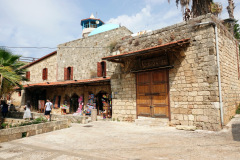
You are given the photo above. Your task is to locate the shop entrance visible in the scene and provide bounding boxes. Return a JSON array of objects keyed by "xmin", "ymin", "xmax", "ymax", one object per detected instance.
[
  {"xmin": 70, "ymin": 94, "xmax": 79, "ymax": 113},
  {"xmin": 136, "ymin": 70, "xmax": 169, "ymax": 118},
  {"xmin": 96, "ymin": 91, "xmax": 112, "ymax": 118}
]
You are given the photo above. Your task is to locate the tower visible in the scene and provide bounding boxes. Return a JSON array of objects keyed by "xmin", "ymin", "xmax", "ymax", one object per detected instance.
[{"xmin": 81, "ymin": 13, "xmax": 104, "ymax": 38}]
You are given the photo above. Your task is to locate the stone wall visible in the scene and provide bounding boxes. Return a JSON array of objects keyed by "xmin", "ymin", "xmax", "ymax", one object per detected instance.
[
  {"xmin": 57, "ymin": 27, "xmax": 132, "ymax": 81},
  {"xmin": 108, "ymin": 14, "xmax": 238, "ymax": 130},
  {"xmin": 216, "ymin": 17, "xmax": 240, "ymax": 124},
  {"xmin": 6, "ymin": 111, "xmax": 89, "ymax": 124},
  {"xmin": 10, "ymin": 90, "xmax": 23, "ymax": 107},
  {"xmin": 111, "ymin": 73, "xmax": 136, "ymax": 121},
  {"xmin": 0, "ymin": 119, "xmax": 69, "ymax": 143},
  {"xmin": 24, "ymin": 53, "xmax": 57, "ymax": 84},
  {"xmin": 11, "ymin": 54, "xmax": 57, "ymax": 107}
]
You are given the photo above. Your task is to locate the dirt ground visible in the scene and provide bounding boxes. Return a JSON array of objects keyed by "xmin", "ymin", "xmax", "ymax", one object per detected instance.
[{"xmin": 0, "ymin": 115, "xmax": 240, "ymax": 160}]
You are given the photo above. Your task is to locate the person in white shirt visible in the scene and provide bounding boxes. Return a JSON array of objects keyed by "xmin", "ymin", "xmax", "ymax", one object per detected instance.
[{"xmin": 44, "ymin": 99, "xmax": 53, "ymax": 121}]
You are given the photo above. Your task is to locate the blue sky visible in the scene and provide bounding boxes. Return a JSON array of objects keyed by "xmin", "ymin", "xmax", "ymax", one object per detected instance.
[{"xmin": 0, "ymin": 0, "xmax": 239, "ymax": 58}]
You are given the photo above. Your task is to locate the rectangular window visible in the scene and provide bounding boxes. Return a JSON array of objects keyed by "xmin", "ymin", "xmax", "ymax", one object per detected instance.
[
  {"xmin": 97, "ymin": 61, "xmax": 106, "ymax": 77},
  {"xmin": 26, "ymin": 71, "xmax": 30, "ymax": 81},
  {"xmin": 42, "ymin": 68, "xmax": 48, "ymax": 80},
  {"xmin": 18, "ymin": 91, "xmax": 21, "ymax": 97},
  {"xmin": 64, "ymin": 67, "xmax": 73, "ymax": 80}
]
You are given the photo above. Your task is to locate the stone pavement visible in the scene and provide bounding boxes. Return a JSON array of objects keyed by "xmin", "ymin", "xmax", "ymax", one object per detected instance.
[{"xmin": 0, "ymin": 116, "xmax": 240, "ymax": 160}]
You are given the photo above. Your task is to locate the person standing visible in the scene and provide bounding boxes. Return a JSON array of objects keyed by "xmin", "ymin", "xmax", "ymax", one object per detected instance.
[
  {"xmin": 44, "ymin": 99, "xmax": 53, "ymax": 121},
  {"xmin": 23, "ymin": 101, "xmax": 32, "ymax": 120},
  {"xmin": 1, "ymin": 100, "xmax": 8, "ymax": 118}
]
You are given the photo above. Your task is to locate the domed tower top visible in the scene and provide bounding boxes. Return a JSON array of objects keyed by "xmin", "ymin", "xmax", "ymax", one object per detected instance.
[{"xmin": 81, "ymin": 13, "xmax": 104, "ymax": 38}]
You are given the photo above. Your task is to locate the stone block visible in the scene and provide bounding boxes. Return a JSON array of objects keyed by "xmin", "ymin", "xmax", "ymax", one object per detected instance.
[
  {"xmin": 196, "ymin": 115, "xmax": 208, "ymax": 122},
  {"xmin": 176, "ymin": 125, "xmax": 196, "ymax": 131},
  {"xmin": 188, "ymin": 115, "xmax": 195, "ymax": 121},
  {"xmin": 194, "ymin": 96, "xmax": 203, "ymax": 102},
  {"xmin": 192, "ymin": 109, "xmax": 204, "ymax": 115},
  {"xmin": 28, "ymin": 130, "xmax": 36, "ymax": 136}
]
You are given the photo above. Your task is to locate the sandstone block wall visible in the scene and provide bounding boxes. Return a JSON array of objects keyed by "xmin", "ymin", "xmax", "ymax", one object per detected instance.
[
  {"xmin": 111, "ymin": 73, "xmax": 136, "ymax": 121},
  {"xmin": 0, "ymin": 119, "xmax": 69, "ymax": 143},
  {"xmin": 108, "ymin": 14, "xmax": 238, "ymax": 130},
  {"xmin": 23, "ymin": 54, "xmax": 57, "ymax": 84},
  {"xmin": 216, "ymin": 17, "xmax": 240, "ymax": 124},
  {"xmin": 57, "ymin": 27, "xmax": 132, "ymax": 81}
]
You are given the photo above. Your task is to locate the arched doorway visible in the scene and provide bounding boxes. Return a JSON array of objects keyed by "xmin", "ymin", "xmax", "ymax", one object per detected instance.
[{"xmin": 70, "ymin": 93, "xmax": 79, "ymax": 113}]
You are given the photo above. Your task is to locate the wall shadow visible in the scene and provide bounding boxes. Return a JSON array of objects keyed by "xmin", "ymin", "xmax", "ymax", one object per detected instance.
[{"xmin": 232, "ymin": 123, "xmax": 240, "ymax": 141}]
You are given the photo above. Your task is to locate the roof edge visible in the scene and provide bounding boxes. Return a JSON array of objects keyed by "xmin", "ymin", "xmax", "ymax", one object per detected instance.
[{"xmin": 22, "ymin": 51, "xmax": 57, "ymax": 69}]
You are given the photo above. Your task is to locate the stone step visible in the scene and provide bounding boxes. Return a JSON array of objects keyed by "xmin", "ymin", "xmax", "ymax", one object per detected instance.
[{"xmin": 135, "ymin": 117, "xmax": 169, "ymax": 127}]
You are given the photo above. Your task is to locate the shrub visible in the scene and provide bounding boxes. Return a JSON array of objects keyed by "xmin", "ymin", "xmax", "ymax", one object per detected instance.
[
  {"xmin": 236, "ymin": 104, "xmax": 240, "ymax": 114},
  {"xmin": 1, "ymin": 123, "xmax": 8, "ymax": 129}
]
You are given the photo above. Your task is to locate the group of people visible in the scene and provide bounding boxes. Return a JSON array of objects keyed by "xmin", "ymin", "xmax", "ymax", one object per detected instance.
[{"xmin": 1, "ymin": 99, "xmax": 53, "ymax": 121}]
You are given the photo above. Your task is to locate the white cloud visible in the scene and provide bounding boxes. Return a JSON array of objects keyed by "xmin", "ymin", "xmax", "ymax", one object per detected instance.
[
  {"xmin": 0, "ymin": 0, "xmax": 83, "ymax": 57},
  {"xmin": 107, "ymin": 4, "xmax": 181, "ymax": 33}
]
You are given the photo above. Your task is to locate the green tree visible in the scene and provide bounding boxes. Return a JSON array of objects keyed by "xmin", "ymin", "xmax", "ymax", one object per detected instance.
[
  {"xmin": 234, "ymin": 21, "xmax": 240, "ymax": 53},
  {"xmin": 169, "ymin": 0, "xmax": 222, "ymax": 18},
  {"xmin": 0, "ymin": 48, "xmax": 26, "ymax": 98}
]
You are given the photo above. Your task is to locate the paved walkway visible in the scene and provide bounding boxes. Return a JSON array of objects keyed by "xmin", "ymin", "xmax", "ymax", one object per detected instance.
[{"xmin": 0, "ymin": 116, "xmax": 240, "ymax": 160}]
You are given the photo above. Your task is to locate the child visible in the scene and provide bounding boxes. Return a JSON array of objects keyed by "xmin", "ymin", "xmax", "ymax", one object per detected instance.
[
  {"xmin": 44, "ymin": 99, "xmax": 53, "ymax": 121},
  {"xmin": 23, "ymin": 101, "xmax": 32, "ymax": 120}
]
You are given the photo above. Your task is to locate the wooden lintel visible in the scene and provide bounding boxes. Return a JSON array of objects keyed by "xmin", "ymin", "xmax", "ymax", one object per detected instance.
[{"xmin": 109, "ymin": 59, "xmax": 124, "ymax": 64}]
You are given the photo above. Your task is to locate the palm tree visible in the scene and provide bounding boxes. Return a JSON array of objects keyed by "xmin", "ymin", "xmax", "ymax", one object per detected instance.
[
  {"xmin": 169, "ymin": 0, "xmax": 215, "ymax": 18},
  {"xmin": 227, "ymin": 0, "xmax": 235, "ymax": 19},
  {"xmin": 0, "ymin": 48, "xmax": 26, "ymax": 99}
]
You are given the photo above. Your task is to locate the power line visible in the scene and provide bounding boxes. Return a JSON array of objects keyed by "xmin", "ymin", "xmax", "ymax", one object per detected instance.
[{"xmin": 0, "ymin": 46, "xmax": 108, "ymax": 49}]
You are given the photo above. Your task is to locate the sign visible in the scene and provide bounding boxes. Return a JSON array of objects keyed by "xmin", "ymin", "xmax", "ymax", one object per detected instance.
[{"xmin": 141, "ymin": 55, "xmax": 169, "ymax": 69}]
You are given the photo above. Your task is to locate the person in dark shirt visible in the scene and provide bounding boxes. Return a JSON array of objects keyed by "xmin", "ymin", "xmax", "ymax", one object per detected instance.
[{"xmin": 1, "ymin": 100, "xmax": 8, "ymax": 118}]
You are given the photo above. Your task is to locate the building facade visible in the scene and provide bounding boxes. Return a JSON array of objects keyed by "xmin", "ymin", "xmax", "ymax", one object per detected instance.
[{"xmin": 12, "ymin": 14, "xmax": 240, "ymax": 131}]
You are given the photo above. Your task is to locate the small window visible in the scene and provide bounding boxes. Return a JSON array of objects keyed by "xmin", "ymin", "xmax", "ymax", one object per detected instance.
[
  {"xmin": 26, "ymin": 71, "xmax": 30, "ymax": 81},
  {"xmin": 64, "ymin": 67, "xmax": 73, "ymax": 80},
  {"xmin": 18, "ymin": 91, "xmax": 21, "ymax": 97},
  {"xmin": 97, "ymin": 61, "xmax": 106, "ymax": 77},
  {"xmin": 42, "ymin": 68, "xmax": 48, "ymax": 80}
]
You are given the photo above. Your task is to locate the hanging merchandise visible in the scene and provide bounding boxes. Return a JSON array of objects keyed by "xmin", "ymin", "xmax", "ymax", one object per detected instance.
[
  {"xmin": 73, "ymin": 95, "xmax": 84, "ymax": 116},
  {"xmin": 102, "ymin": 93, "xmax": 111, "ymax": 119},
  {"xmin": 86, "ymin": 94, "xmax": 96, "ymax": 115}
]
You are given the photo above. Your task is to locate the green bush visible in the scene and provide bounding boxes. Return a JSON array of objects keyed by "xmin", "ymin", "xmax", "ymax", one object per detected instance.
[
  {"xmin": 236, "ymin": 104, "xmax": 240, "ymax": 114},
  {"xmin": 1, "ymin": 123, "xmax": 8, "ymax": 129}
]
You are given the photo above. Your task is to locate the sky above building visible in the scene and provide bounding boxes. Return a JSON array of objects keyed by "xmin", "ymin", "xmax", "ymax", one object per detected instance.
[{"xmin": 0, "ymin": 0, "xmax": 239, "ymax": 58}]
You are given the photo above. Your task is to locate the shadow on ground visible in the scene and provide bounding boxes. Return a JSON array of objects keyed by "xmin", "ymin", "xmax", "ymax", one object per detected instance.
[{"xmin": 232, "ymin": 123, "xmax": 240, "ymax": 141}]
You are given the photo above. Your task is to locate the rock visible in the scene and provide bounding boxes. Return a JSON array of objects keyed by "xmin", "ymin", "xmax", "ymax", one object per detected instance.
[{"xmin": 176, "ymin": 125, "xmax": 197, "ymax": 131}]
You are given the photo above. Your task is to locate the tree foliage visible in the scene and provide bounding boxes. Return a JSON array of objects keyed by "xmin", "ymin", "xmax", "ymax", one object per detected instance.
[
  {"xmin": 169, "ymin": 0, "xmax": 222, "ymax": 18},
  {"xmin": 0, "ymin": 48, "xmax": 26, "ymax": 98},
  {"xmin": 234, "ymin": 21, "xmax": 240, "ymax": 53},
  {"xmin": 234, "ymin": 21, "xmax": 240, "ymax": 40}
]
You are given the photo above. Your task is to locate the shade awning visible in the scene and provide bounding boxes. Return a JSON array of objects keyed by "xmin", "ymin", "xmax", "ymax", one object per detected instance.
[
  {"xmin": 22, "ymin": 77, "xmax": 110, "ymax": 88},
  {"xmin": 102, "ymin": 38, "xmax": 190, "ymax": 63}
]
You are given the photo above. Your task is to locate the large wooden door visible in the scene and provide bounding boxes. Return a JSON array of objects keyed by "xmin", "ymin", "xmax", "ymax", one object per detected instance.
[{"xmin": 137, "ymin": 70, "xmax": 169, "ymax": 118}]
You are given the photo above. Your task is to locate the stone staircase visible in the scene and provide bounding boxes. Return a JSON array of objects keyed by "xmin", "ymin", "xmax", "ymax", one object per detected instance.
[{"xmin": 135, "ymin": 116, "xmax": 169, "ymax": 127}]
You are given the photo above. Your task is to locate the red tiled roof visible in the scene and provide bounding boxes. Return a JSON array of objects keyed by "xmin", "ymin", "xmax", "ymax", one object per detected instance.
[
  {"xmin": 22, "ymin": 51, "xmax": 57, "ymax": 69},
  {"xmin": 102, "ymin": 38, "xmax": 190, "ymax": 61},
  {"xmin": 23, "ymin": 77, "xmax": 110, "ymax": 88}
]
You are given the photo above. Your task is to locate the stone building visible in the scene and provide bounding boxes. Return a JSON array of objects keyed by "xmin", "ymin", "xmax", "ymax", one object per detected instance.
[{"xmin": 12, "ymin": 14, "xmax": 240, "ymax": 130}]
